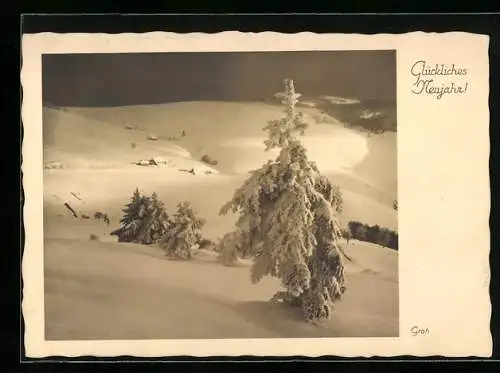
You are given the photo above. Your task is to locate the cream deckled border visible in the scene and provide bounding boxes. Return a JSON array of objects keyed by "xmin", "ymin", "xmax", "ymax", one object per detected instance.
[{"xmin": 21, "ymin": 31, "xmax": 491, "ymax": 358}]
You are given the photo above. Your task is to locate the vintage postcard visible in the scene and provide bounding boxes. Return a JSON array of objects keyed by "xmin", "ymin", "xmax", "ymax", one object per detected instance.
[{"xmin": 21, "ymin": 31, "xmax": 491, "ymax": 358}]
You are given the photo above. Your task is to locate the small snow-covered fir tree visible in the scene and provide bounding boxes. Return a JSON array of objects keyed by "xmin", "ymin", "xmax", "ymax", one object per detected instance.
[
  {"xmin": 135, "ymin": 192, "xmax": 170, "ymax": 244},
  {"xmin": 110, "ymin": 188, "xmax": 146, "ymax": 242},
  {"xmin": 216, "ymin": 230, "xmax": 253, "ymax": 266},
  {"xmin": 111, "ymin": 189, "xmax": 169, "ymax": 245},
  {"xmin": 216, "ymin": 231, "xmax": 241, "ymax": 266},
  {"xmin": 220, "ymin": 79, "xmax": 346, "ymax": 322},
  {"xmin": 159, "ymin": 201, "xmax": 205, "ymax": 260}
]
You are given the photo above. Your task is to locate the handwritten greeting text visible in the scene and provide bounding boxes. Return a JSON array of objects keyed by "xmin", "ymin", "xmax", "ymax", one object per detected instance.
[{"xmin": 411, "ymin": 60, "xmax": 469, "ymax": 99}]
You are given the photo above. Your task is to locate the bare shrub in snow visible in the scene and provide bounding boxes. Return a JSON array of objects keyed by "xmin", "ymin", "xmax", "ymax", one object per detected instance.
[
  {"xmin": 198, "ymin": 238, "xmax": 216, "ymax": 251},
  {"xmin": 201, "ymin": 154, "xmax": 218, "ymax": 166}
]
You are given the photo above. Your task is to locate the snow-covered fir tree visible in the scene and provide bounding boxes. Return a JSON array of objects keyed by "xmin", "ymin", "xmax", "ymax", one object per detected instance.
[
  {"xmin": 159, "ymin": 201, "xmax": 205, "ymax": 260},
  {"xmin": 216, "ymin": 230, "xmax": 254, "ymax": 266},
  {"xmin": 135, "ymin": 192, "xmax": 170, "ymax": 244},
  {"xmin": 111, "ymin": 189, "xmax": 169, "ymax": 245},
  {"xmin": 216, "ymin": 231, "xmax": 242, "ymax": 266},
  {"xmin": 219, "ymin": 79, "xmax": 347, "ymax": 322}
]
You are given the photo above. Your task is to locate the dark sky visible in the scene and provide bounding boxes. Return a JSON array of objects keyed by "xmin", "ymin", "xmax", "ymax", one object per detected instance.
[{"xmin": 42, "ymin": 50, "xmax": 396, "ymax": 107}]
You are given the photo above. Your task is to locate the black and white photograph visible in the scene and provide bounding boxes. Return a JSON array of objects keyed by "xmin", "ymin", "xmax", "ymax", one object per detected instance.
[
  {"xmin": 41, "ymin": 49, "xmax": 399, "ymax": 340},
  {"xmin": 20, "ymin": 29, "xmax": 493, "ymax": 359}
]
